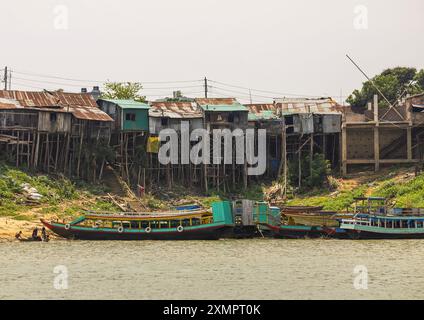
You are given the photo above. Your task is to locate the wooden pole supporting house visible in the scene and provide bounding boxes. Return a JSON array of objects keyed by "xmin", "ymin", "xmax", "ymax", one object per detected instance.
[
  {"xmin": 27, "ymin": 131, "xmax": 30, "ymax": 168},
  {"xmin": 77, "ymin": 131, "xmax": 84, "ymax": 178},
  {"xmin": 277, "ymin": 119, "xmax": 287, "ymax": 196},
  {"xmin": 322, "ymin": 134, "xmax": 327, "ymax": 160},
  {"xmin": 125, "ymin": 134, "xmax": 130, "ymax": 185},
  {"xmin": 63, "ymin": 133, "xmax": 70, "ymax": 174},
  {"xmin": 332, "ymin": 133, "xmax": 337, "ymax": 167},
  {"xmin": 98, "ymin": 127, "xmax": 111, "ymax": 182},
  {"xmin": 16, "ymin": 131, "xmax": 20, "ymax": 167},
  {"xmin": 310, "ymin": 134, "xmax": 314, "ymax": 178},
  {"xmin": 298, "ymin": 136, "xmax": 302, "ymax": 188},
  {"xmin": 232, "ymin": 150, "xmax": 236, "ymax": 189},
  {"xmin": 406, "ymin": 98, "xmax": 413, "ymax": 162},
  {"xmin": 34, "ymin": 132, "xmax": 40, "ymax": 168},
  {"xmin": 54, "ymin": 134, "xmax": 60, "ymax": 171},
  {"xmin": 373, "ymin": 94, "xmax": 380, "ymax": 172},
  {"xmin": 282, "ymin": 123, "xmax": 287, "ymax": 197},
  {"xmin": 341, "ymin": 123, "xmax": 347, "ymax": 175},
  {"xmin": 143, "ymin": 168, "xmax": 146, "ymax": 191},
  {"xmin": 407, "ymin": 127, "xmax": 412, "ymax": 161}
]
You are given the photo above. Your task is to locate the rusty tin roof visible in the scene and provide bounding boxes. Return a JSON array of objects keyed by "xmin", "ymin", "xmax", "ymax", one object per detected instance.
[
  {"xmin": 149, "ymin": 101, "xmax": 202, "ymax": 119},
  {"xmin": 195, "ymin": 98, "xmax": 248, "ymax": 112},
  {"xmin": 0, "ymin": 90, "xmax": 113, "ymax": 122},
  {"xmin": 274, "ymin": 97, "xmax": 341, "ymax": 115},
  {"xmin": 246, "ymin": 104, "xmax": 279, "ymax": 120}
]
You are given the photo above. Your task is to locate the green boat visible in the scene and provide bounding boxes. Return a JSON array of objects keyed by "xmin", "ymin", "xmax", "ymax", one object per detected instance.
[
  {"xmin": 41, "ymin": 201, "xmax": 234, "ymax": 240},
  {"xmin": 338, "ymin": 214, "xmax": 424, "ymax": 239}
]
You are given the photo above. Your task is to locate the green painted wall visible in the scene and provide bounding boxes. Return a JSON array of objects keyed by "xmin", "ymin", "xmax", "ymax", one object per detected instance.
[
  {"xmin": 122, "ymin": 109, "xmax": 149, "ymax": 131},
  {"xmin": 212, "ymin": 201, "xmax": 234, "ymax": 224}
]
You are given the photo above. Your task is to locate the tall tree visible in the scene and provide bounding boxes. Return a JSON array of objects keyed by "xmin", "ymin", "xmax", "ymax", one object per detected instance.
[
  {"xmin": 347, "ymin": 67, "xmax": 424, "ymax": 109},
  {"xmin": 414, "ymin": 69, "xmax": 424, "ymax": 90},
  {"xmin": 101, "ymin": 82, "xmax": 146, "ymax": 102}
]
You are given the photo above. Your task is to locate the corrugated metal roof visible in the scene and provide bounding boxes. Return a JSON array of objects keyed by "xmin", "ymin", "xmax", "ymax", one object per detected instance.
[
  {"xmin": 246, "ymin": 104, "xmax": 278, "ymax": 120},
  {"xmin": 99, "ymin": 99, "xmax": 150, "ymax": 110},
  {"xmin": 273, "ymin": 97, "xmax": 341, "ymax": 115},
  {"xmin": 0, "ymin": 90, "xmax": 113, "ymax": 122},
  {"xmin": 149, "ymin": 101, "xmax": 202, "ymax": 119},
  {"xmin": 195, "ymin": 98, "xmax": 248, "ymax": 112},
  {"xmin": 0, "ymin": 97, "xmax": 23, "ymax": 110}
]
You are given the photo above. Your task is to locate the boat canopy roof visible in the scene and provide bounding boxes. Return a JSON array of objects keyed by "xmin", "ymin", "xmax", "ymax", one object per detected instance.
[
  {"xmin": 355, "ymin": 213, "xmax": 424, "ymax": 221},
  {"xmin": 83, "ymin": 209, "xmax": 211, "ymax": 221}
]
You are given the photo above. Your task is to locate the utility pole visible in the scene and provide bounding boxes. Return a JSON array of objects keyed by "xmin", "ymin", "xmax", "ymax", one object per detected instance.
[
  {"xmin": 8, "ymin": 68, "xmax": 11, "ymax": 90},
  {"xmin": 3, "ymin": 66, "xmax": 8, "ymax": 91},
  {"xmin": 204, "ymin": 77, "xmax": 208, "ymax": 98}
]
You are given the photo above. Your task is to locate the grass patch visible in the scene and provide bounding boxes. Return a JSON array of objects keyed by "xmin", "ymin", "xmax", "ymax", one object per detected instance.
[
  {"xmin": 287, "ymin": 185, "xmax": 368, "ymax": 211},
  {"xmin": 89, "ymin": 200, "xmax": 121, "ymax": 212},
  {"xmin": 372, "ymin": 173, "xmax": 424, "ymax": 207}
]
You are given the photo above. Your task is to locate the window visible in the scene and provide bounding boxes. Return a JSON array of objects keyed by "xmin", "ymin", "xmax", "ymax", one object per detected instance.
[
  {"xmin": 161, "ymin": 117, "xmax": 169, "ymax": 126},
  {"xmin": 269, "ymin": 136, "xmax": 278, "ymax": 158},
  {"xmin": 130, "ymin": 221, "xmax": 140, "ymax": 229},
  {"xmin": 126, "ymin": 113, "xmax": 136, "ymax": 121},
  {"xmin": 50, "ymin": 113, "xmax": 57, "ymax": 122}
]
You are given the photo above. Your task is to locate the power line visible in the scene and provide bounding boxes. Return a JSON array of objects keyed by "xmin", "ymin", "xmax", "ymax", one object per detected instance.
[
  {"xmin": 12, "ymin": 69, "xmax": 203, "ymax": 85},
  {"xmin": 13, "ymin": 76, "xmax": 204, "ymax": 91},
  {"xmin": 207, "ymin": 90, "xmax": 270, "ymax": 104},
  {"xmin": 208, "ymin": 79, "xmax": 328, "ymax": 98},
  {"xmin": 209, "ymin": 85, "xmax": 275, "ymax": 99},
  {"xmin": 12, "ymin": 82, "xmax": 46, "ymax": 90},
  {"xmin": 13, "ymin": 76, "xmax": 91, "ymax": 88},
  {"xmin": 8, "ymin": 68, "xmax": 348, "ymax": 101},
  {"xmin": 12, "ymin": 70, "xmax": 103, "ymax": 83}
]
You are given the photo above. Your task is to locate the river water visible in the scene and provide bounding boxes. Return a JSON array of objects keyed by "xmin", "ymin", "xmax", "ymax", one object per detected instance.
[{"xmin": 0, "ymin": 239, "xmax": 423, "ymax": 300}]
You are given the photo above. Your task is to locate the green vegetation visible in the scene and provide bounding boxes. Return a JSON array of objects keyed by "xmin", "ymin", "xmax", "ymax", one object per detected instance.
[
  {"xmin": 3, "ymin": 160, "xmax": 424, "ymax": 223},
  {"xmin": 288, "ymin": 154, "xmax": 331, "ymax": 191},
  {"xmin": 287, "ymin": 167, "xmax": 424, "ymax": 211},
  {"xmin": 347, "ymin": 67, "xmax": 424, "ymax": 109},
  {"xmin": 373, "ymin": 174, "xmax": 424, "ymax": 208},
  {"xmin": 287, "ymin": 185, "xmax": 368, "ymax": 211},
  {"xmin": 0, "ymin": 163, "xmax": 77, "ymax": 216},
  {"xmin": 0, "ymin": 163, "xmax": 120, "ymax": 219},
  {"xmin": 101, "ymin": 82, "xmax": 146, "ymax": 102}
]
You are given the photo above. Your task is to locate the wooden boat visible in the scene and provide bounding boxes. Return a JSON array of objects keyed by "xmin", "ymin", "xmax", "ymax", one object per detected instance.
[
  {"xmin": 337, "ymin": 213, "xmax": 424, "ymax": 239},
  {"xmin": 265, "ymin": 224, "xmax": 325, "ymax": 238},
  {"xmin": 280, "ymin": 205, "xmax": 323, "ymax": 213},
  {"xmin": 283, "ymin": 212, "xmax": 354, "ymax": 227},
  {"xmin": 41, "ymin": 201, "xmax": 234, "ymax": 240}
]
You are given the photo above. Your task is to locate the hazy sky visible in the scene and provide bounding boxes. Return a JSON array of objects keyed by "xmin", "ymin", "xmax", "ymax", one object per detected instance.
[{"xmin": 1, "ymin": 0, "xmax": 423, "ymax": 103}]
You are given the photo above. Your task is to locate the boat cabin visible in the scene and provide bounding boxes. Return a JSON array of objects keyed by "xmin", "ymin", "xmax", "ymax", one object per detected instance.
[
  {"xmin": 342, "ymin": 214, "xmax": 424, "ymax": 230},
  {"xmin": 353, "ymin": 197, "xmax": 386, "ymax": 215}
]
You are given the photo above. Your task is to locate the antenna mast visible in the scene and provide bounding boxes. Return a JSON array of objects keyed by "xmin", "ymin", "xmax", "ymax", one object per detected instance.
[{"xmin": 346, "ymin": 54, "xmax": 393, "ymax": 108}]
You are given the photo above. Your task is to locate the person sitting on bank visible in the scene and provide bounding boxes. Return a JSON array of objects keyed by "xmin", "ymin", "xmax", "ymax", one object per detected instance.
[
  {"xmin": 32, "ymin": 227, "xmax": 39, "ymax": 240},
  {"xmin": 15, "ymin": 231, "xmax": 23, "ymax": 240}
]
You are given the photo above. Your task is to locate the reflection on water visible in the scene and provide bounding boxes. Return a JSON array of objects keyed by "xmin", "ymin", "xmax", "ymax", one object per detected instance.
[{"xmin": 0, "ymin": 239, "xmax": 423, "ymax": 300}]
